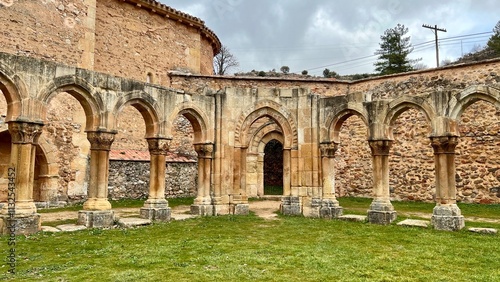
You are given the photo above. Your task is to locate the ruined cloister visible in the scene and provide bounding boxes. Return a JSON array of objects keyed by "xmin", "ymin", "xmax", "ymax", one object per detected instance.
[
  {"xmin": 1, "ymin": 50, "xmax": 500, "ymax": 233},
  {"xmin": 1, "ymin": 0, "xmax": 500, "ymax": 235}
]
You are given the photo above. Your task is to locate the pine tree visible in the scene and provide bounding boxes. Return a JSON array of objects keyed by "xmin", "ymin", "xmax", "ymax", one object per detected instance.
[
  {"xmin": 374, "ymin": 24, "xmax": 418, "ymax": 75},
  {"xmin": 487, "ymin": 20, "xmax": 500, "ymax": 55}
]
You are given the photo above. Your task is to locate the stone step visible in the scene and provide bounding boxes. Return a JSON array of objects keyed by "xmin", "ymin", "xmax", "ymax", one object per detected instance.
[
  {"xmin": 468, "ymin": 227, "xmax": 498, "ymax": 235},
  {"xmin": 172, "ymin": 214, "xmax": 197, "ymax": 221},
  {"xmin": 338, "ymin": 214, "xmax": 367, "ymax": 222},
  {"xmin": 117, "ymin": 217, "xmax": 151, "ymax": 228},
  {"xmin": 56, "ymin": 224, "xmax": 87, "ymax": 232},
  {"xmin": 41, "ymin": 226, "xmax": 61, "ymax": 233},
  {"xmin": 397, "ymin": 219, "xmax": 430, "ymax": 228}
]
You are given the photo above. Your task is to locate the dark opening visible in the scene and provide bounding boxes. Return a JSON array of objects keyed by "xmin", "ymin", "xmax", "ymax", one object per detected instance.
[{"xmin": 263, "ymin": 139, "xmax": 283, "ymax": 195}]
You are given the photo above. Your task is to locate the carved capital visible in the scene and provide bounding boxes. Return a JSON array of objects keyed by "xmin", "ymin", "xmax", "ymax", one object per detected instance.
[
  {"xmin": 194, "ymin": 143, "xmax": 214, "ymax": 159},
  {"xmin": 87, "ymin": 131, "xmax": 116, "ymax": 151},
  {"xmin": 369, "ymin": 140, "xmax": 392, "ymax": 156},
  {"xmin": 320, "ymin": 142, "xmax": 339, "ymax": 158},
  {"xmin": 430, "ymin": 136, "xmax": 458, "ymax": 154},
  {"xmin": 147, "ymin": 138, "xmax": 171, "ymax": 155},
  {"xmin": 8, "ymin": 121, "xmax": 44, "ymax": 144}
]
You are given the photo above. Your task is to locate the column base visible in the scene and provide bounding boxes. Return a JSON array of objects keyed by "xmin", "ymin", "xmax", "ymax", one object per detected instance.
[
  {"xmin": 0, "ymin": 214, "xmax": 41, "ymax": 235},
  {"xmin": 77, "ymin": 210, "xmax": 114, "ymax": 228},
  {"xmin": 280, "ymin": 196, "xmax": 302, "ymax": 216},
  {"xmin": 431, "ymin": 205, "xmax": 465, "ymax": 231},
  {"xmin": 213, "ymin": 204, "xmax": 230, "ymax": 215},
  {"xmin": 368, "ymin": 199, "xmax": 397, "ymax": 225},
  {"xmin": 190, "ymin": 204, "xmax": 214, "ymax": 216},
  {"xmin": 82, "ymin": 198, "xmax": 112, "ymax": 211},
  {"xmin": 140, "ymin": 207, "xmax": 171, "ymax": 221},
  {"xmin": 302, "ymin": 197, "xmax": 321, "ymax": 218},
  {"xmin": 231, "ymin": 204, "xmax": 249, "ymax": 215},
  {"xmin": 320, "ymin": 199, "xmax": 343, "ymax": 219}
]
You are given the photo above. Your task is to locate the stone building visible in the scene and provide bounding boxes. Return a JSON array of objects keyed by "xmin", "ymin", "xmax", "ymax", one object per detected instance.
[{"xmin": 0, "ymin": 0, "xmax": 500, "ymax": 234}]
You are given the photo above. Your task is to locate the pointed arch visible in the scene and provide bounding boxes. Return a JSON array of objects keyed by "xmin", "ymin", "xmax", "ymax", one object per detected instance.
[
  {"xmin": 38, "ymin": 76, "xmax": 102, "ymax": 131},
  {"xmin": 169, "ymin": 103, "xmax": 211, "ymax": 144},
  {"xmin": 325, "ymin": 108, "xmax": 368, "ymax": 144},
  {"xmin": 235, "ymin": 100, "xmax": 298, "ymax": 149},
  {"xmin": 450, "ymin": 85, "xmax": 500, "ymax": 120},
  {"xmin": 112, "ymin": 91, "xmax": 161, "ymax": 138}
]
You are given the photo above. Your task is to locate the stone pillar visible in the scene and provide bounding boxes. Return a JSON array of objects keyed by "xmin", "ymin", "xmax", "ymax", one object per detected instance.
[
  {"xmin": 77, "ymin": 131, "xmax": 115, "ymax": 228},
  {"xmin": 0, "ymin": 121, "xmax": 43, "ymax": 235},
  {"xmin": 281, "ymin": 147, "xmax": 301, "ymax": 215},
  {"xmin": 319, "ymin": 142, "xmax": 343, "ymax": 218},
  {"xmin": 231, "ymin": 147, "xmax": 249, "ymax": 215},
  {"xmin": 430, "ymin": 136, "xmax": 464, "ymax": 231},
  {"xmin": 367, "ymin": 140, "xmax": 397, "ymax": 224},
  {"xmin": 140, "ymin": 138, "xmax": 171, "ymax": 221},
  {"xmin": 191, "ymin": 143, "xmax": 214, "ymax": 215}
]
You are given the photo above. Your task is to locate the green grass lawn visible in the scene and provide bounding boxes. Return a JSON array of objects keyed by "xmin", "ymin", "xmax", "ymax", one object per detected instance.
[
  {"xmin": 2, "ymin": 214, "xmax": 499, "ymax": 281},
  {"xmin": 3, "ymin": 197, "xmax": 499, "ymax": 281}
]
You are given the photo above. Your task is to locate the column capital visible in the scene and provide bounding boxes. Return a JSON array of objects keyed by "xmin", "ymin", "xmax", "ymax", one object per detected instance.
[
  {"xmin": 87, "ymin": 130, "xmax": 116, "ymax": 151},
  {"xmin": 194, "ymin": 143, "xmax": 214, "ymax": 159},
  {"xmin": 320, "ymin": 142, "xmax": 339, "ymax": 158},
  {"xmin": 8, "ymin": 121, "xmax": 44, "ymax": 144},
  {"xmin": 369, "ymin": 140, "xmax": 392, "ymax": 156},
  {"xmin": 147, "ymin": 137, "xmax": 171, "ymax": 155},
  {"xmin": 430, "ymin": 136, "xmax": 458, "ymax": 154}
]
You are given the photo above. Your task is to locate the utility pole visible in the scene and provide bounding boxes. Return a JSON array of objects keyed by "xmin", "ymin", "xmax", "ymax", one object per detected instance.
[{"xmin": 422, "ymin": 24, "xmax": 447, "ymax": 67}]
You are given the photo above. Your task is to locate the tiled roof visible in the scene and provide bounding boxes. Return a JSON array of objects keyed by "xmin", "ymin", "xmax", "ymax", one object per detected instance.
[{"xmin": 110, "ymin": 150, "xmax": 197, "ymax": 163}]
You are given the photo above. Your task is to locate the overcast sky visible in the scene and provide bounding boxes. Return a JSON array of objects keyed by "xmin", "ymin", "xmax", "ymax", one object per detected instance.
[{"xmin": 161, "ymin": 0, "xmax": 499, "ymax": 76}]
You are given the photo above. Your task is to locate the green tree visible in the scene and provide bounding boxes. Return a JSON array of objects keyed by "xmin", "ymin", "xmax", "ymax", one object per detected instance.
[
  {"xmin": 301, "ymin": 70, "xmax": 308, "ymax": 75},
  {"xmin": 323, "ymin": 68, "xmax": 338, "ymax": 78},
  {"xmin": 280, "ymin": 66, "xmax": 290, "ymax": 74},
  {"xmin": 487, "ymin": 20, "xmax": 500, "ymax": 55},
  {"xmin": 374, "ymin": 24, "xmax": 418, "ymax": 75}
]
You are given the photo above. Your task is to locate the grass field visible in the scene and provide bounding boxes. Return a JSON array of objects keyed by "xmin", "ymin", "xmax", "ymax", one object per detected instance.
[{"xmin": 2, "ymin": 198, "xmax": 499, "ymax": 281}]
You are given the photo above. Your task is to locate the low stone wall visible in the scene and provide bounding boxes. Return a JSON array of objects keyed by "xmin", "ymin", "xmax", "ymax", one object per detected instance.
[{"xmin": 108, "ymin": 160, "xmax": 197, "ymax": 200}]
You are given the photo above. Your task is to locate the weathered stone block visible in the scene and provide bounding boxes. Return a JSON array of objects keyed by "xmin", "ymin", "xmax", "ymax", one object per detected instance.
[
  {"xmin": 77, "ymin": 210, "xmax": 114, "ymax": 228},
  {"xmin": 397, "ymin": 219, "xmax": 430, "ymax": 228},
  {"xmin": 431, "ymin": 215, "xmax": 465, "ymax": 231},
  {"xmin": 281, "ymin": 196, "xmax": 301, "ymax": 215},
  {"xmin": 0, "ymin": 214, "xmax": 41, "ymax": 235},
  {"xmin": 367, "ymin": 210, "xmax": 397, "ymax": 225},
  {"xmin": 320, "ymin": 206, "xmax": 343, "ymax": 219},
  {"xmin": 191, "ymin": 204, "xmax": 214, "ymax": 216},
  {"xmin": 214, "ymin": 204, "xmax": 230, "ymax": 215},
  {"xmin": 140, "ymin": 207, "xmax": 171, "ymax": 221},
  {"xmin": 232, "ymin": 204, "xmax": 249, "ymax": 215},
  {"xmin": 338, "ymin": 214, "xmax": 367, "ymax": 222}
]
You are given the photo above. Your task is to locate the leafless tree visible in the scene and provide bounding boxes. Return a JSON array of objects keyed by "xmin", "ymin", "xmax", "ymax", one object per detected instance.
[{"xmin": 213, "ymin": 45, "xmax": 239, "ymax": 75}]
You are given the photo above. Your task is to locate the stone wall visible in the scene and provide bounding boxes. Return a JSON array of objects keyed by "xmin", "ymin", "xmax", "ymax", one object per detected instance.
[{"xmin": 108, "ymin": 160, "xmax": 197, "ymax": 200}]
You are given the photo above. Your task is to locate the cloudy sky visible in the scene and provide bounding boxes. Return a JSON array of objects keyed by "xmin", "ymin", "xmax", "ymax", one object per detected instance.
[{"xmin": 161, "ymin": 0, "xmax": 499, "ymax": 76}]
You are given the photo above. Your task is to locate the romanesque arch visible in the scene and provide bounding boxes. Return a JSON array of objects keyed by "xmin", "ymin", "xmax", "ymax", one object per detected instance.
[
  {"xmin": 326, "ymin": 108, "xmax": 368, "ymax": 144},
  {"xmin": 170, "ymin": 103, "xmax": 211, "ymax": 144},
  {"xmin": 38, "ymin": 76, "xmax": 102, "ymax": 131},
  {"xmin": 384, "ymin": 97, "xmax": 435, "ymax": 139},
  {"xmin": 112, "ymin": 91, "xmax": 161, "ymax": 138},
  {"xmin": 450, "ymin": 85, "xmax": 500, "ymax": 120}
]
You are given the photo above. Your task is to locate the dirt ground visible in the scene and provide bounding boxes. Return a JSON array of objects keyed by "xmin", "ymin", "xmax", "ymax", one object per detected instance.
[{"xmin": 40, "ymin": 200, "xmax": 282, "ymax": 223}]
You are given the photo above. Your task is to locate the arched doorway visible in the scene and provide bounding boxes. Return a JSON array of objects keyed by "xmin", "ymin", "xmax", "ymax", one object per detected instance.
[{"xmin": 263, "ymin": 139, "xmax": 283, "ymax": 195}]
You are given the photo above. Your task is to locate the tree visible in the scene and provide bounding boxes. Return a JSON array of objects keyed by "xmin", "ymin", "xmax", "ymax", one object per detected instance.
[
  {"xmin": 487, "ymin": 20, "xmax": 500, "ymax": 55},
  {"xmin": 301, "ymin": 70, "xmax": 308, "ymax": 75},
  {"xmin": 280, "ymin": 66, "xmax": 290, "ymax": 74},
  {"xmin": 374, "ymin": 24, "xmax": 418, "ymax": 75},
  {"xmin": 213, "ymin": 45, "xmax": 239, "ymax": 75},
  {"xmin": 323, "ymin": 68, "xmax": 338, "ymax": 78}
]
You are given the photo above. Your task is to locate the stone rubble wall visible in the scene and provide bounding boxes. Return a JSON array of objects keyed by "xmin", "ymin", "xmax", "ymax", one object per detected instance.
[{"xmin": 108, "ymin": 160, "xmax": 197, "ymax": 200}]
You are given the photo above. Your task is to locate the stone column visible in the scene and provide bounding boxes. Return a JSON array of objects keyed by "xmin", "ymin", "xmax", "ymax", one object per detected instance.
[
  {"xmin": 77, "ymin": 130, "xmax": 115, "ymax": 228},
  {"xmin": 281, "ymin": 147, "xmax": 301, "ymax": 215},
  {"xmin": 191, "ymin": 143, "xmax": 214, "ymax": 215},
  {"xmin": 367, "ymin": 140, "xmax": 397, "ymax": 224},
  {"xmin": 319, "ymin": 142, "xmax": 343, "ymax": 218},
  {"xmin": 140, "ymin": 138, "xmax": 171, "ymax": 221},
  {"xmin": 430, "ymin": 136, "xmax": 464, "ymax": 231},
  {"xmin": 0, "ymin": 121, "xmax": 43, "ymax": 235},
  {"xmin": 231, "ymin": 147, "xmax": 249, "ymax": 215}
]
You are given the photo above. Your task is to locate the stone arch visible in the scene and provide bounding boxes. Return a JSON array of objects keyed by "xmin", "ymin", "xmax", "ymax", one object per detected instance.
[
  {"xmin": 33, "ymin": 139, "xmax": 60, "ymax": 203},
  {"xmin": 112, "ymin": 91, "xmax": 161, "ymax": 138},
  {"xmin": 235, "ymin": 100, "xmax": 298, "ymax": 149},
  {"xmin": 0, "ymin": 64, "xmax": 25, "ymax": 121},
  {"xmin": 170, "ymin": 103, "xmax": 211, "ymax": 144},
  {"xmin": 384, "ymin": 97, "xmax": 435, "ymax": 140},
  {"xmin": 326, "ymin": 108, "xmax": 368, "ymax": 144},
  {"xmin": 249, "ymin": 122, "xmax": 283, "ymax": 154},
  {"xmin": 450, "ymin": 85, "xmax": 500, "ymax": 120},
  {"xmin": 39, "ymin": 76, "xmax": 102, "ymax": 131}
]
